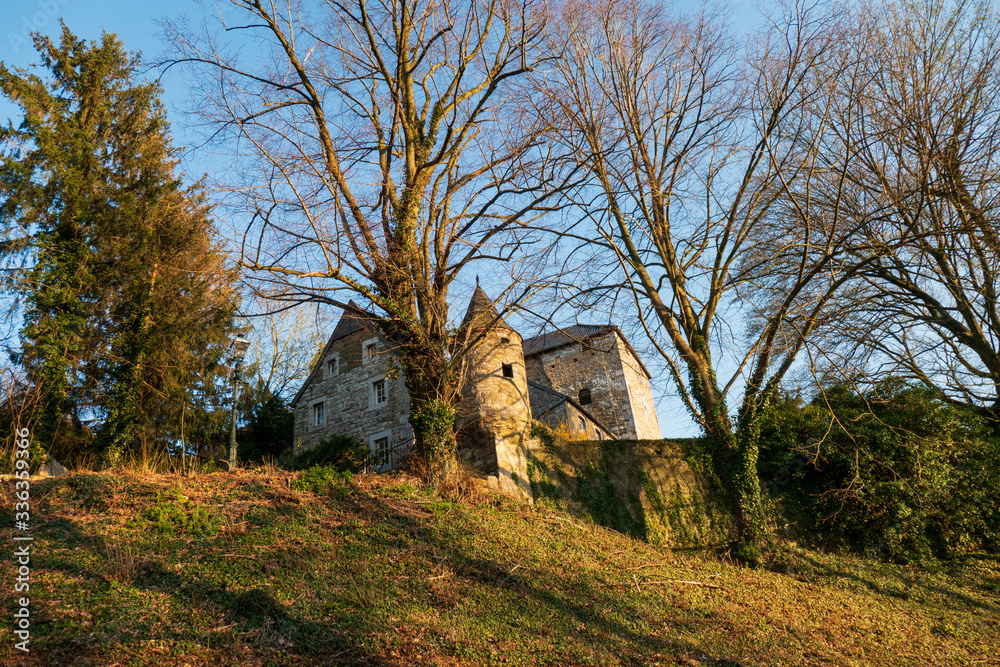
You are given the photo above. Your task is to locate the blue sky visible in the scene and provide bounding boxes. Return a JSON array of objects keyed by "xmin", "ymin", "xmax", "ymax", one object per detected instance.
[
  {"xmin": 0, "ymin": 0, "xmax": 766, "ymax": 437},
  {"xmin": 0, "ymin": 0, "xmax": 208, "ymax": 168}
]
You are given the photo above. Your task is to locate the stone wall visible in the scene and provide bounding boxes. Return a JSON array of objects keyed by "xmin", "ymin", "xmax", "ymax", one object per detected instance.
[
  {"xmin": 526, "ymin": 423, "xmax": 722, "ymax": 547},
  {"xmin": 457, "ymin": 327, "xmax": 534, "ymax": 498},
  {"xmin": 617, "ymin": 338, "xmax": 661, "ymax": 439},
  {"xmin": 293, "ymin": 328, "xmax": 412, "ymax": 468},
  {"xmin": 532, "ymin": 397, "xmax": 613, "ymax": 441},
  {"xmin": 525, "ymin": 330, "xmax": 660, "ymax": 439}
]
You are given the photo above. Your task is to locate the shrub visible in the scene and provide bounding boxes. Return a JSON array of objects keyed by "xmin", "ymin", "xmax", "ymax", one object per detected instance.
[
  {"xmin": 291, "ymin": 465, "xmax": 353, "ymax": 499},
  {"xmin": 140, "ymin": 489, "xmax": 221, "ymax": 536},
  {"xmin": 759, "ymin": 381, "xmax": 1000, "ymax": 562},
  {"xmin": 238, "ymin": 392, "xmax": 294, "ymax": 463},
  {"xmin": 281, "ymin": 434, "xmax": 369, "ymax": 473}
]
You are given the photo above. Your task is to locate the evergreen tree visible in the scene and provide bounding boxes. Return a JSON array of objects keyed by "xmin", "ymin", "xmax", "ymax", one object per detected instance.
[{"xmin": 0, "ymin": 26, "xmax": 237, "ymax": 465}]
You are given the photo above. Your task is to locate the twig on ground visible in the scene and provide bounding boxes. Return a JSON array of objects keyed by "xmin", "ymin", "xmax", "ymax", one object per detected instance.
[
  {"xmin": 628, "ymin": 559, "xmax": 675, "ymax": 570},
  {"xmin": 543, "ymin": 515, "xmax": 584, "ymax": 529},
  {"xmin": 646, "ymin": 579, "xmax": 730, "ymax": 591}
]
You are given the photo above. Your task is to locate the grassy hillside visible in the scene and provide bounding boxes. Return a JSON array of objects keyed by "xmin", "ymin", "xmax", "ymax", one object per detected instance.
[{"xmin": 0, "ymin": 469, "xmax": 997, "ymax": 666}]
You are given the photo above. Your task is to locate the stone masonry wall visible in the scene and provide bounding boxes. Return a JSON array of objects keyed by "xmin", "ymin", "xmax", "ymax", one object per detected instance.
[
  {"xmin": 458, "ymin": 328, "xmax": 534, "ymax": 498},
  {"xmin": 526, "ymin": 424, "xmax": 721, "ymax": 547},
  {"xmin": 533, "ymin": 400, "xmax": 613, "ymax": 440},
  {"xmin": 294, "ymin": 328, "xmax": 412, "ymax": 468},
  {"xmin": 614, "ymin": 337, "xmax": 661, "ymax": 439},
  {"xmin": 525, "ymin": 330, "xmax": 638, "ymax": 439}
]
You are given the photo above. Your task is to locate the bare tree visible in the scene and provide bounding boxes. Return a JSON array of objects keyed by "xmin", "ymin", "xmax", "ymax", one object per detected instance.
[
  {"xmin": 792, "ymin": 0, "xmax": 1000, "ymax": 417},
  {"xmin": 241, "ymin": 297, "xmax": 330, "ymax": 401},
  {"xmin": 535, "ymin": 0, "xmax": 860, "ymax": 559},
  {"xmin": 164, "ymin": 0, "xmax": 572, "ymax": 482}
]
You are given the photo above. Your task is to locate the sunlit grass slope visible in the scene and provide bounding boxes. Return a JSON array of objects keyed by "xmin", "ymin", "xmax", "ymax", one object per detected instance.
[{"xmin": 0, "ymin": 469, "xmax": 996, "ymax": 666}]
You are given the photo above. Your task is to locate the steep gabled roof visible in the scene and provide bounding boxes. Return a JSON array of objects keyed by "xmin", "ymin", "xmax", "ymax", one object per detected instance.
[
  {"xmin": 328, "ymin": 300, "xmax": 367, "ymax": 341},
  {"xmin": 290, "ymin": 301, "xmax": 374, "ymax": 407},
  {"xmin": 521, "ymin": 324, "xmax": 653, "ymax": 379}
]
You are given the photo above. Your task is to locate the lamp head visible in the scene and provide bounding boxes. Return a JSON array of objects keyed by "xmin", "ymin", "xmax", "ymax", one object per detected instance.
[{"xmin": 230, "ymin": 337, "xmax": 251, "ymax": 361}]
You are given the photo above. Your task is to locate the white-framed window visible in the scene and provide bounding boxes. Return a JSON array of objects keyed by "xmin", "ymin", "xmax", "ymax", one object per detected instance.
[
  {"xmin": 324, "ymin": 352, "xmax": 340, "ymax": 379},
  {"xmin": 311, "ymin": 401, "xmax": 325, "ymax": 427},
  {"xmin": 597, "ymin": 430, "xmax": 605, "ymax": 441},
  {"xmin": 369, "ymin": 377, "xmax": 388, "ymax": 409},
  {"xmin": 362, "ymin": 337, "xmax": 378, "ymax": 364},
  {"xmin": 369, "ymin": 429, "xmax": 393, "ymax": 472},
  {"xmin": 577, "ymin": 415, "xmax": 587, "ymax": 434}
]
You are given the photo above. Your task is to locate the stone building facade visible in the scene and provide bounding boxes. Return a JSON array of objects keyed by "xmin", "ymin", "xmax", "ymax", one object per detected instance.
[
  {"xmin": 522, "ymin": 325, "xmax": 660, "ymax": 440},
  {"xmin": 290, "ymin": 303, "xmax": 413, "ymax": 471},
  {"xmin": 291, "ymin": 289, "xmax": 661, "ymax": 492},
  {"xmin": 453, "ymin": 288, "xmax": 535, "ymax": 495}
]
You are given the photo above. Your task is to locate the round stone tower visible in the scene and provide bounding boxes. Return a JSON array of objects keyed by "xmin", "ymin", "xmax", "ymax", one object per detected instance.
[{"xmin": 456, "ymin": 286, "xmax": 533, "ymax": 496}]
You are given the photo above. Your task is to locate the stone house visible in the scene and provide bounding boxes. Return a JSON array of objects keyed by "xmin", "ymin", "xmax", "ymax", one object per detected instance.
[
  {"xmin": 522, "ymin": 324, "xmax": 660, "ymax": 440},
  {"xmin": 290, "ymin": 287, "xmax": 660, "ymax": 490},
  {"xmin": 288, "ymin": 302, "xmax": 413, "ymax": 472}
]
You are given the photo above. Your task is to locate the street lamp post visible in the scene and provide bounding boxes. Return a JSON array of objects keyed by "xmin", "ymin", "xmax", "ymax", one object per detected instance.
[{"xmin": 228, "ymin": 337, "xmax": 251, "ymax": 471}]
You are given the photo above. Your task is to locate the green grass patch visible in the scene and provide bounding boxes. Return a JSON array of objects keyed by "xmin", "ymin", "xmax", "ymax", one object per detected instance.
[{"xmin": 0, "ymin": 469, "xmax": 996, "ymax": 666}]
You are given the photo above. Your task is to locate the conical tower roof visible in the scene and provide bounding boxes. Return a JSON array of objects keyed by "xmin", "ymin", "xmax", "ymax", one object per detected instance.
[{"xmin": 460, "ymin": 285, "xmax": 515, "ymax": 333}]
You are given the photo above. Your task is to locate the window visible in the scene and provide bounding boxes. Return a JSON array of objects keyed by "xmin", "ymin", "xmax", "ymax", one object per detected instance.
[
  {"xmin": 501, "ymin": 337, "xmax": 510, "ymax": 345},
  {"xmin": 577, "ymin": 415, "xmax": 587, "ymax": 434},
  {"xmin": 362, "ymin": 337, "xmax": 378, "ymax": 364},
  {"xmin": 502, "ymin": 363, "xmax": 514, "ymax": 378},
  {"xmin": 370, "ymin": 378, "xmax": 388, "ymax": 408},
  {"xmin": 597, "ymin": 430, "xmax": 604, "ymax": 441},
  {"xmin": 369, "ymin": 429, "xmax": 393, "ymax": 472},
  {"xmin": 312, "ymin": 402, "xmax": 325, "ymax": 427},
  {"xmin": 373, "ymin": 436, "xmax": 390, "ymax": 468},
  {"xmin": 325, "ymin": 353, "xmax": 339, "ymax": 379},
  {"xmin": 578, "ymin": 387, "xmax": 592, "ymax": 405}
]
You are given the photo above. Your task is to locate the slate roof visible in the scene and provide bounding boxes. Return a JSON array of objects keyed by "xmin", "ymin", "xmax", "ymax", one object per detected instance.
[
  {"xmin": 460, "ymin": 285, "xmax": 515, "ymax": 332},
  {"xmin": 521, "ymin": 324, "xmax": 614, "ymax": 356},
  {"xmin": 290, "ymin": 301, "xmax": 373, "ymax": 407},
  {"xmin": 327, "ymin": 300, "xmax": 367, "ymax": 341},
  {"xmin": 521, "ymin": 324, "xmax": 653, "ymax": 379}
]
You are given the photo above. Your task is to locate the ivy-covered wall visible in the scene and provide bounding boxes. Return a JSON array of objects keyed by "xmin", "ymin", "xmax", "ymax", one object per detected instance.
[{"xmin": 526, "ymin": 422, "xmax": 723, "ymax": 547}]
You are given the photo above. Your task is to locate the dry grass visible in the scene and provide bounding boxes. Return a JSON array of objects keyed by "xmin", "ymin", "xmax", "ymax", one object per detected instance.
[
  {"xmin": 102, "ymin": 540, "xmax": 138, "ymax": 584},
  {"xmin": 114, "ymin": 442, "xmax": 173, "ymax": 476}
]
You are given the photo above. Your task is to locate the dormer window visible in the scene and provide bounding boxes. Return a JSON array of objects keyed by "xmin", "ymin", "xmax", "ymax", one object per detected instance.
[
  {"xmin": 579, "ymin": 388, "xmax": 592, "ymax": 405},
  {"xmin": 502, "ymin": 363, "xmax": 514, "ymax": 378}
]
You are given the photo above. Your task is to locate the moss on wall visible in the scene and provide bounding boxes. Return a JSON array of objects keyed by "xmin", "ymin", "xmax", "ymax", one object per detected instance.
[{"xmin": 527, "ymin": 422, "xmax": 723, "ymax": 547}]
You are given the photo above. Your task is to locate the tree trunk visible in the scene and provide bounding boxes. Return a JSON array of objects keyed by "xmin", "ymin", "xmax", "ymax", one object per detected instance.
[
  {"xmin": 96, "ymin": 266, "xmax": 157, "ymax": 468},
  {"xmin": 409, "ymin": 397, "xmax": 458, "ymax": 487},
  {"xmin": 700, "ymin": 427, "xmax": 764, "ymax": 564}
]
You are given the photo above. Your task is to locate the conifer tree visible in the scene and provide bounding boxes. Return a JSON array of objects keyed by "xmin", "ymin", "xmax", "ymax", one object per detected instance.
[{"xmin": 0, "ymin": 26, "xmax": 237, "ymax": 465}]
